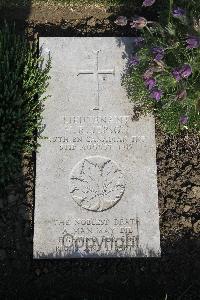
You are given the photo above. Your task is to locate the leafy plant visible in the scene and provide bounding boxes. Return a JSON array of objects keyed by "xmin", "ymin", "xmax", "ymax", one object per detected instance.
[
  {"xmin": 0, "ymin": 23, "xmax": 51, "ymax": 188},
  {"xmin": 115, "ymin": 0, "xmax": 200, "ymax": 134}
]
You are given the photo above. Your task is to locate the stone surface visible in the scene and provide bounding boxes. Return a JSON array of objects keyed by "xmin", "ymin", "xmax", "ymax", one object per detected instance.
[{"xmin": 34, "ymin": 37, "xmax": 160, "ymax": 258}]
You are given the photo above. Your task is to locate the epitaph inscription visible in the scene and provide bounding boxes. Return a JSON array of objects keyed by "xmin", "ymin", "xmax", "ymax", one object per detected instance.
[{"xmin": 34, "ymin": 38, "xmax": 161, "ymax": 258}]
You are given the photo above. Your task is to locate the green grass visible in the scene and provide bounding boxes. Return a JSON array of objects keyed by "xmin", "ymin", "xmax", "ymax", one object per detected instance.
[
  {"xmin": 0, "ymin": 23, "xmax": 51, "ymax": 188},
  {"xmin": 0, "ymin": 0, "xmax": 135, "ymax": 8}
]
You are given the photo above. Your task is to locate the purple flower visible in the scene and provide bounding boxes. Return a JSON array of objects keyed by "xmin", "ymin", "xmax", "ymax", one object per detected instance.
[
  {"xmin": 180, "ymin": 64, "xmax": 192, "ymax": 78},
  {"xmin": 172, "ymin": 64, "xmax": 192, "ymax": 81},
  {"xmin": 133, "ymin": 37, "xmax": 145, "ymax": 47},
  {"xmin": 176, "ymin": 90, "xmax": 187, "ymax": 100},
  {"xmin": 172, "ymin": 68, "xmax": 182, "ymax": 81},
  {"xmin": 130, "ymin": 17, "xmax": 148, "ymax": 29},
  {"xmin": 150, "ymin": 89, "xmax": 163, "ymax": 101},
  {"xmin": 129, "ymin": 55, "xmax": 140, "ymax": 66},
  {"xmin": 173, "ymin": 7, "xmax": 186, "ymax": 18},
  {"xmin": 144, "ymin": 77, "xmax": 156, "ymax": 90},
  {"xmin": 151, "ymin": 47, "xmax": 165, "ymax": 61},
  {"xmin": 142, "ymin": 0, "xmax": 156, "ymax": 7},
  {"xmin": 180, "ymin": 115, "xmax": 188, "ymax": 124},
  {"xmin": 186, "ymin": 36, "xmax": 200, "ymax": 49},
  {"xmin": 115, "ymin": 16, "xmax": 128, "ymax": 26}
]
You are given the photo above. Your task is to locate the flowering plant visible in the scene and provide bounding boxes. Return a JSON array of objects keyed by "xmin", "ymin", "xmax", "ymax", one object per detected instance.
[{"xmin": 115, "ymin": 0, "xmax": 200, "ymax": 133}]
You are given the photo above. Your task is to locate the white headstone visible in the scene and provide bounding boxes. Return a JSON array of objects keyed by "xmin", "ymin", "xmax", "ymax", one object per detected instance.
[{"xmin": 34, "ymin": 37, "xmax": 161, "ymax": 258}]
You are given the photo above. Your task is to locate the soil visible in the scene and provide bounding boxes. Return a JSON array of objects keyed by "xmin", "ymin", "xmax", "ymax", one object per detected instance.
[
  {"xmin": 0, "ymin": 4, "xmax": 139, "ymax": 37},
  {"xmin": 0, "ymin": 4, "xmax": 200, "ymax": 300}
]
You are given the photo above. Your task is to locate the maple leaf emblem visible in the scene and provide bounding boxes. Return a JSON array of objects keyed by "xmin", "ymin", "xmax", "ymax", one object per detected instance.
[{"xmin": 69, "ymin": 156, "xmax": 125, "ymax": 212}]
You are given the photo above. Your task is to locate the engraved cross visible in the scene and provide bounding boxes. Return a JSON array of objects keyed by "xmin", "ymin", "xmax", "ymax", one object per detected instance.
[{"xmin": 77, "ymin": 50, "xmax": 115, "ymax": 110}]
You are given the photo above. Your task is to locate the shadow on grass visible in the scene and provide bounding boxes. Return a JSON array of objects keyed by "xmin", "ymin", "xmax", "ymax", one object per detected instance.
[
  {"xmin": 0, "ymin": 0, "xmax": 32, "ymax": 192},
  {"xmin": 0, "ymin": 1, "xmax": 32, "ymax": 196},
  {"xmin": 0, "ymin": 0, "xmax": 31, "ymax": 32}
]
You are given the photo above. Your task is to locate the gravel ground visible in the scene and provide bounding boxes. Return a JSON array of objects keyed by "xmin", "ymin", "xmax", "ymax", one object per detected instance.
[{"xmin": 0, "ymin": 4, "xmax": 200, "ymax": 299}]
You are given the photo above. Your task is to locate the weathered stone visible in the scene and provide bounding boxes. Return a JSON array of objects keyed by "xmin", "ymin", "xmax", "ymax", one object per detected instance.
[{"xmin": 34, "ymin": 37, "xmax": 160, "ymax": 258}]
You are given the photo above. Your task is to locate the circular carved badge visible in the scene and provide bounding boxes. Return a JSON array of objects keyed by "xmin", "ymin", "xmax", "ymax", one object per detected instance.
[{"xmin": 69, "ymin": 156, "xmax": 125, "ymax": 212}]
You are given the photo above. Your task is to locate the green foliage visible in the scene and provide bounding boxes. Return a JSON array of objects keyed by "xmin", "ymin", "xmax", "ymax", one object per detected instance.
[
  {"xmin": 0, "ymin": 23, "xmax": 51, "ymax": 187},
  {"xmin": 122, "ymin": 0, "xmax": 200, "ymax": 134}
]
